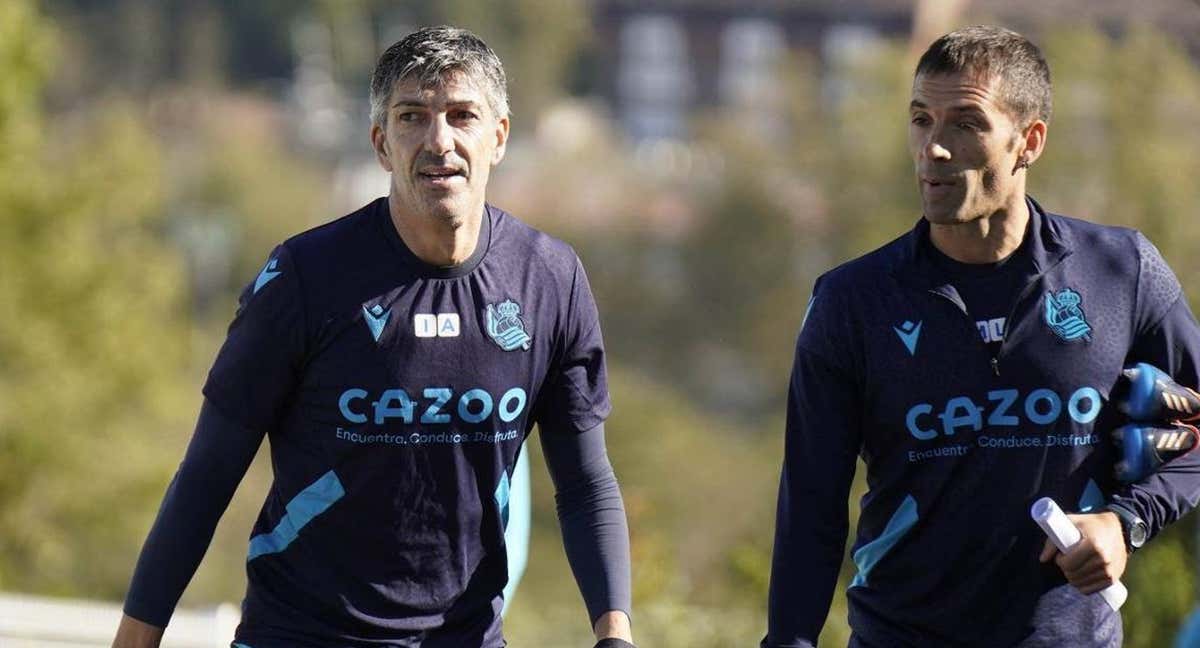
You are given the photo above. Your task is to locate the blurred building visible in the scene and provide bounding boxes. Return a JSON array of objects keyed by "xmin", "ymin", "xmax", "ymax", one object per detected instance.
[
  {"xmin": 593, "ymin": 0, "xmax": 912, "ymax": 140},
  {"xmin": 590, "ymin": 0, "xmax": 1200, "ymax": 141}
]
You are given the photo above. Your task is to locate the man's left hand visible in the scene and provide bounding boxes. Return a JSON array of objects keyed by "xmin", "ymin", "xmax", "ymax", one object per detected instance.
[
  {"xmin": 593, "ymin": 610, "xmax": 633, "ymax": 646},
  {"xmin": 1038, "ymin": 511, "xmax": 1128, "ymax": 594}
]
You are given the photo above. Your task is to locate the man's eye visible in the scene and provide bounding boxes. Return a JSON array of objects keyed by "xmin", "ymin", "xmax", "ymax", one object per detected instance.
[
  {"xmin": 397, "ymin": 112, "xmax": 420, "ymax": 122},
  {"xmin": 958, "ymin": 121, "xmax": 982, "ymax": 131},
  {"xmin": 911, "ymin": 115, "xmax": 930, "ymax": 126},
  {"xmin": 452, "ymin": 110, "xmax": 478, "ymax": 121}
]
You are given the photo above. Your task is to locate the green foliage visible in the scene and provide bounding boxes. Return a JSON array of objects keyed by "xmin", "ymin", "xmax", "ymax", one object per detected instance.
[
  {"xmin": 0, "ymin": 0, "xmax": 53, "ymax": 157},
  {"xmin": 438, "ymin": 0, "xmax": 590, "ymax": 119},
  {"xmin": 1124, "ymin": 522, "xmax": 1197, "ymax": 648},
  {"xmin": 1037, "ymin": 24, "xmax": 1200, "ymax": 305},
  {"xmin": 0, "ymin": 0, "xmax": 192, "ymax": 596},
  {"xmin": 170, "ymin": 97, "xmax": 331, "ymax": 289},
  {"xmin": 786, "ymin": 42, "xmax": 918, "ymax": 259}
]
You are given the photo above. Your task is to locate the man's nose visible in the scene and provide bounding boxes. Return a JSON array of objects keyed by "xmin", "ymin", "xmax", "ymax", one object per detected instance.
[
  {"xmin": 924, "ymin": 128, "xmax": 951, "ymax": 161},
  {"xmin": 424, "ymin": 115, "xmax": 454, "ymax": 155}
]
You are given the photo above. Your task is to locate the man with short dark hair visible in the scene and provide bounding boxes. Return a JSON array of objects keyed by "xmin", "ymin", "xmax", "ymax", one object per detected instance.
[
  {"xmin": 113, "ymin": 26, "xmax": 634, "ymax": 648},
  {"xmin": 763, "ymin": 25, "xmax": 1200, "ymax": 647}
]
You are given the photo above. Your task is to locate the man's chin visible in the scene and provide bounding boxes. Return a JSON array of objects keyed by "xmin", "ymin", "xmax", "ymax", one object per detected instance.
[
  {"xmin": 394, "ymin": 188, "xmax": 482, "ymax": 228},
  {"xmin": 922, "ymin": 206, "xmax": 972, "ymax": 225},
  {"xmin": 424, "ymin": 201, "xmax": 473, "ymax": 229}
]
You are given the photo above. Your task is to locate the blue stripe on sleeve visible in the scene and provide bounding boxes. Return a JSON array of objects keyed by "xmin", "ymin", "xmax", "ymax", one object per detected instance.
[
  {"xmin": 248, "ymin": 470, "xmax": 345, "ymax": 561},
  {"xmin": 851, "ymin": 494, "xmax": 919, "ymax": 588}
]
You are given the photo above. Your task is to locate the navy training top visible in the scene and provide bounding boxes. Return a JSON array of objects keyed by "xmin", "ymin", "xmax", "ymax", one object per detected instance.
[
  {"xmin": 764, "ymin": 198, "xmax": 1200, "ymax": 648},
  {"xmin": 203, "ymin": 198, "xmax": 611, "ymax": 647}
]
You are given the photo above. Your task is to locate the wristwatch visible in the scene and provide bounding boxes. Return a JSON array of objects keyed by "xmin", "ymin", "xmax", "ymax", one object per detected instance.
[{"xmin": 1106, "ymin": 504, "xmax": 1148, "ymax": 553}]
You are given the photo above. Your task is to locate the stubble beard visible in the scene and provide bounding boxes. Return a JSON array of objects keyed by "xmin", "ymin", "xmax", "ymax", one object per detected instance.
[
  {"xmin": 423, "ymin": 198, "xmax": 467, "ymax": 231},
  {"xmin": 401, "ymin": 174, "xmax": 471, "ymax": 230},
  {"xmin": 924, "ymin": 173, "xmax": 1007, "ymax": 226}
]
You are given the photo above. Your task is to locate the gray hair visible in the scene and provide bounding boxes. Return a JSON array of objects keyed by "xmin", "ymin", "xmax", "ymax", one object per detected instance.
[
  {"xmin": 369, "ymin": 25, "xmax": 509, "ymax": 129},
  {"xmin": 915, "ymin": 25, "xmax": 1052, "ymax": 126}
]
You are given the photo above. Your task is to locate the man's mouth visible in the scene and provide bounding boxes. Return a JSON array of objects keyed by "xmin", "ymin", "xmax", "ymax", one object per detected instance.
[{"xmin": 419, "ymin": 166, "xmax": 466, "ymax": 183}]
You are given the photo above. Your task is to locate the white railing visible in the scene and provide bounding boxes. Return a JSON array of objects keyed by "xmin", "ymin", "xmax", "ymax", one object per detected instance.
[{"xmin": 0, "ymin": 592, "xmax": 239, "ymax": 647}]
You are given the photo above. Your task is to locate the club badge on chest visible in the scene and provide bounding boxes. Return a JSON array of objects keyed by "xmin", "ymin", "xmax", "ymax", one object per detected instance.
[
  {"xmin": 485, "ymin": 299, "xmax": 532, "ymax": 351},
  {"xmin": 1044, "ymin": 288, "xmax": 1092, "ymax": 343}
]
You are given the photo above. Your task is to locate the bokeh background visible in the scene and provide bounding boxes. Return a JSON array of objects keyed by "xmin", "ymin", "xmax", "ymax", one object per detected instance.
[{"xmin": 3, "ymin": 0, "xmax": 1200, "ymax": 646}]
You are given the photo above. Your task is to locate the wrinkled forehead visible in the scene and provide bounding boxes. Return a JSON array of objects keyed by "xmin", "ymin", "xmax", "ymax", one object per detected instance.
[
  {"xmin": 910, "ymin": 70, "xmax": 1005, "ymax": 110},
  {"xmin": 389, "ymin": 69, "xmax": 489, "ymax": 105},
  {"xmin": 912, "ymin": 67, "xmax": 998, "ymax": 95}
]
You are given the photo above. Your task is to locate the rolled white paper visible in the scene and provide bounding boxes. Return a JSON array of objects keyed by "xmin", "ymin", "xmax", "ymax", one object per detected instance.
[{"xmin": 1031, "ymin": 497, "xmax": 1128, "ymax": 611}]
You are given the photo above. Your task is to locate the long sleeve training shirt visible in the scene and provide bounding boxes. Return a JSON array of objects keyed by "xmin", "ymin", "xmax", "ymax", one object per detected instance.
[{"xmin": 765, "ymin": 198, "xmax": 1200, "ymax": 648}]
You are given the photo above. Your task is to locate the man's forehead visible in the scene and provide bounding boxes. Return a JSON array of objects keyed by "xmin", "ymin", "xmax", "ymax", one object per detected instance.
[
  {"xmin": 390, "ymin": 70, "xmax": 487, "ymax": 105},
  {"xmin": 911, "ymin": 71, "xmax": 1002, "ymax": 109}
]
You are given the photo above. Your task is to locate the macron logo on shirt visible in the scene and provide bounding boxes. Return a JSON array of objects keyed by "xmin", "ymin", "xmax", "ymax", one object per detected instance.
[
  {"xmin": 253, "ymin": 258, "xmax": 281, "ymax": 294},
  {"xmin": 363, "ymin": 304, "xmax": 391, "ymax": 342},
  {"xmin": 893, "ymin": 320, "xmax": 922, "ymax": 356}
]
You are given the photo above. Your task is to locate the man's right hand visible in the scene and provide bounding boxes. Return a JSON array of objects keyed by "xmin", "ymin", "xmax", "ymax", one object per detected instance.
[
  {"xmin": 112, "ymin": 614, "xmax": 164, "ymax": 648},
  {"xmin": 1038, "ymin": 511, "xmax": 1128, "ymax": 595}
]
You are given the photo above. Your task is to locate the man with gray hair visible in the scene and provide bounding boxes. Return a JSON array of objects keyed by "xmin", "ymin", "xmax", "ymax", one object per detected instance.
[
  {"xmin": 113, "ymin": 26, "xmax": 634, "ymax": 648},
  {"xmin": 764, "ymin": 25, "xmax": 1200, "ymax": 647}
]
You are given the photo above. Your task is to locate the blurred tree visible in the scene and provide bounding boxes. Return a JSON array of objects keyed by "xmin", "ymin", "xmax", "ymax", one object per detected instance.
[
  {"xmin": 0, "ymin": 0, "xmax": 194, "ymax": 596},
  {"xmin": 1037, "ymin": 24, "xmax": 1200, "ymax": 304},
  {"xmin": 673, "ymin": 142, "xmax": 808, "ymax": 415},
  {"xmin": 163, "ymin": 93, "xmax": 331, "ymax": 306},
  {"xmin": 439, "ymin": 0, "xmax": 590, "ymax": 121}
]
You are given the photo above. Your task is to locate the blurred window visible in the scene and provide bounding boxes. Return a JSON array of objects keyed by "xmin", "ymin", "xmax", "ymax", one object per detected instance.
[
  {"xmin": 822, "ymin": 24, "xmax": 885, "ymax": 110},
  {"xmin": 719, "ymin": 18, "xmax": 785, "ymax": 107},
  {"xmin": 617, "ymin": 15, "xmax": 693, "ymax": 140},
  {"xmin": 719, "ymin": 18, "xmax": 786, "ymax": 138}
]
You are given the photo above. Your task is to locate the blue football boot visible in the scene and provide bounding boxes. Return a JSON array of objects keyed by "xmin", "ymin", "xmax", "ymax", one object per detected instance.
[
  {"xmin": 1112, "ymin": 422, "xmax": 1200, "ymax": 483},
  {"xmin": 1112, "ymin": 362, "xmax": 1200, "ymax": 424}
]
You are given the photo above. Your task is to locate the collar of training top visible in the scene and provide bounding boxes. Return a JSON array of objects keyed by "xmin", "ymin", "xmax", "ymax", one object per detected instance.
[{"xmin": 894, "ymin": 196, "xmax": 1073, "ymax": 291}]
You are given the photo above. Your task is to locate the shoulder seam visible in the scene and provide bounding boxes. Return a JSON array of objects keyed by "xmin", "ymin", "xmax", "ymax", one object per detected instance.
[
  {"xmin": 1132, "ymin": 231, "xmax": 1145, "ymax": 336},
  {"xmin": 279, "ymin": 241, "xmax": 312, "ymax": 362},
  {"xmin": 795, "ymin": 339, "xmax": 855, "ymax": 382}
]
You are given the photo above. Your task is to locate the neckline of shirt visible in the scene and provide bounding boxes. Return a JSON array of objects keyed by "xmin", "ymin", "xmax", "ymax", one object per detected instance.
[
  {"xmin": 928, "ymin": 220, "xmax": 1032, "ymax": 283},
  {"xmin": 375, "ymin": 197, "xmax": 493, "ymax": 279}
]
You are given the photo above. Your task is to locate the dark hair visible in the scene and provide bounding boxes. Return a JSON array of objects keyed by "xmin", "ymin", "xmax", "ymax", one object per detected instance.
[
  {"xmin": 915, "ymin": 25, "xmax": 1052, "ymax": 126},
  {"xmin": 370, "ymin": 25, "xmax": 509, "ymax": 128}
]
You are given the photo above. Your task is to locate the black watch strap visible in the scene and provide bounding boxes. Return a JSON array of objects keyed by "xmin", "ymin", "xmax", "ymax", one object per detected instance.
[{"xmin": 1107, "ymin": 504, "xmax": 1148, "ymax": 553}]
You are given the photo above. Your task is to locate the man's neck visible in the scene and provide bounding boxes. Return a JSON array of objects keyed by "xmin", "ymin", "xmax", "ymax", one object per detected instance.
[
  {"xmin": 929, "ymin": 196, "xmax": 1030, "ymax": 264},
  {"xmin": 387, "ymin": 195, "xmax": 484, "ymax": 267}
]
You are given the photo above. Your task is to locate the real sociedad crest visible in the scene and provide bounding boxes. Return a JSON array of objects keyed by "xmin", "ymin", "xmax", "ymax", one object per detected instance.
[
  {"xmin": 485, "ymin": 299, "xmax": 532, "ymax": 351},
  {"xmin": 1044, "ymin": 288, "xmax": 1092, "ymax": 343}
]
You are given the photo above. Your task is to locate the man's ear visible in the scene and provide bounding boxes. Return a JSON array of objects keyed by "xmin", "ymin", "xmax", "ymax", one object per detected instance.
[
  {"xmin": 1019, "ymin": 119, "xmax": 1048, "ymax": 167},
  {"xmin": 492, "ymin": 116, "xmax": 510, "ymax": 166},
  {"xmin": 371, "ymin": 123, "xmax": 393, "ymax": 172}
]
